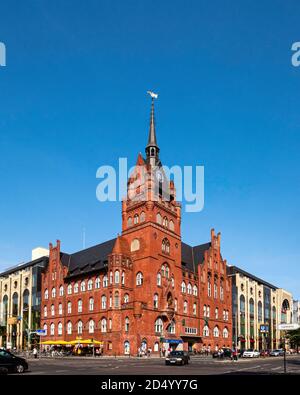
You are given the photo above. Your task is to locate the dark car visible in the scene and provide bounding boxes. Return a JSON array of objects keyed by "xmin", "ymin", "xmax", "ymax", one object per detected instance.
[
  {"xmin": 0, "ymin": 349, "xmax": 29, "ymax": 373},
  {"xmin": 212, "ymin": 348, "xmax": 232, "ymax": 359},
  {"xmin": 165, "ymin": 351, "xmax": 190, "ymax": 365}
]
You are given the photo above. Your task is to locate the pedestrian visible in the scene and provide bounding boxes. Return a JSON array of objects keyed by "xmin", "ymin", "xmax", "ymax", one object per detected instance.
[{"xmin": 33, "ymin": 347, "xmax": 38, "ymax": 359}]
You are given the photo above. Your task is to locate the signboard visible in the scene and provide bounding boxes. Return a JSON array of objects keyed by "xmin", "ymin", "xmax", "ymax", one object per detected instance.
[
  {"xmin": 277, "ymin": 323, "xmax": 300, "ymax": 331},
  {"xmin": 260, "ymin": 324, "xmax": 269, "ymax": 333},
  {"xmin": 162, "ymin": 339, "xmax": 183, "ymax": 344},
  {"xmin": 35, "ymin": 329, "xmax": 47, "ymax": 336}
]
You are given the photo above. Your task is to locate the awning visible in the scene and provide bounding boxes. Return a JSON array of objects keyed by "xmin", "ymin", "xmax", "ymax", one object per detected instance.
[{"xmin": 68, "ymin": 339, "xmax": 103, "ymax": 345}]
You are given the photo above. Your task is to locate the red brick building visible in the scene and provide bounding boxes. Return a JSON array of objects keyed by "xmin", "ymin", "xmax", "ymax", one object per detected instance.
[{"xmin": 41, "ymin": 98, "xmax": 232, "ymax": 355}]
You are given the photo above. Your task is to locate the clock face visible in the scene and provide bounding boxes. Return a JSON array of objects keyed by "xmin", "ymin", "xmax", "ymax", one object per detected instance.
[{"xmin": 156, "ymin": 170, "xmax": 163, "ymax": 182}]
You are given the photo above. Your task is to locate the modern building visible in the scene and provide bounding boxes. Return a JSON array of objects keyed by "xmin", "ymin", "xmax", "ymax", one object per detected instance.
[
  {"xmin": 0, "ymin": 248, "xmax": 49, "ymax": 350},
  {"xmin": 227, "ymin": 265, "xmax": 293, "ymax": 350},
  {"xmin": 293, "ymin": 300, "xmax": 300, "ymax": 325},
  {"xmin": 40, "ymin": 98, "xmax": 232, "ymax": 355}
]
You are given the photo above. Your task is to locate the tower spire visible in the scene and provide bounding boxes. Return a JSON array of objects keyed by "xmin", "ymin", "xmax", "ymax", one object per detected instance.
[{"xmin": 145, "ymin": 91, "xmax": 159, "ymax": 166}]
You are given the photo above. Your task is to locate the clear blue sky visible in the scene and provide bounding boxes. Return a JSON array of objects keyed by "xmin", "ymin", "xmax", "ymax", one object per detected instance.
[{"xmin": 0, "ymin": 1, "xmax": 299, "ymax": 298}]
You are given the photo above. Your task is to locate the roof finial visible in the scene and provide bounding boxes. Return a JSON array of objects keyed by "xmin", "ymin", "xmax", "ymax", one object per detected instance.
[{"xmin": 146, "ymin": 91, "xmax": 159, "ymax": 165}]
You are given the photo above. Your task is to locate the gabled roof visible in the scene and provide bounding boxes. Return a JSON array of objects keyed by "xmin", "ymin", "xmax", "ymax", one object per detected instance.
[{"xmin": 181, "ymin": 242, "xmax": 211, "ymax": 272}]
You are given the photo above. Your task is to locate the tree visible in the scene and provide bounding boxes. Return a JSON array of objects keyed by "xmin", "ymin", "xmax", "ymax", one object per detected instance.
[{"xmin": 287, "ymin": 329, "xmax": 300, "ymax": 351}]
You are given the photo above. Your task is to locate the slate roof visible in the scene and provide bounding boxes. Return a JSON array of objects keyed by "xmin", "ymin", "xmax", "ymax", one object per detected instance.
[
  {"xmin": 0, "ymin": 256, "xmax": 49, "ymax": 277},
  {"xmin": 227, "ymin": 265, "xmax": 278, "ymax": 290},
  {"xmin": 181, "ymin": 242, "xmax": 211, "ymax": 272}
]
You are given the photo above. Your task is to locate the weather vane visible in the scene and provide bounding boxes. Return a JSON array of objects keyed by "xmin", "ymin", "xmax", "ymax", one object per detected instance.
[{"xmin": 147, "ymin": 90, "xmax": 158, "ymax": 99}]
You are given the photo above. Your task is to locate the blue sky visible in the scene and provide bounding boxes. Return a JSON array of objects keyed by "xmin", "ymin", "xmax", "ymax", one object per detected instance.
[{"xmin": 0, "ymin": 0, "xmax": 299, "ymax": 298}]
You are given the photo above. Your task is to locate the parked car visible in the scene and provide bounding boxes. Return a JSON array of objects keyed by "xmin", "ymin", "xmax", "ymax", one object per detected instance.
[
  {"xmin": 165, "ymin": 351, "xmax": 190, "ymax": 365},
  {"xmin": 270, "ymin": 349, "xmax": 284, "ymax": 357},
  {"xmin": 242, "ymin": 349, "xmax": 260, "ymax": 358},
  {"xmin": 0, "ymin": 349, "xmax": 29, "ymax": 373}
]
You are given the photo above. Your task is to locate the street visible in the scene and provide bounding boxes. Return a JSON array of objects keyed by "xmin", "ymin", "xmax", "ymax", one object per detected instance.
[{"xmin": 16, "ymin": 354, "xmax": 300, "ymax": 375}]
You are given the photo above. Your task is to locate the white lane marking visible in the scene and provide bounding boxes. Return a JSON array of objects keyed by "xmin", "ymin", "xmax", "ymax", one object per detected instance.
[
  {"xmin": 235, "ymin": 365, "xmax": 261, "ymax": 372},
  {"xmin": 271, "ymin": 366, "xmax": 281, "ymax": 370}
]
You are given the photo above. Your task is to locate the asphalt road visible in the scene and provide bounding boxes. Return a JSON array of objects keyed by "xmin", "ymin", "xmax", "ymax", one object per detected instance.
[{"xmin": 16, "ymin": 354, "xmax": 300, "ymax": 375}]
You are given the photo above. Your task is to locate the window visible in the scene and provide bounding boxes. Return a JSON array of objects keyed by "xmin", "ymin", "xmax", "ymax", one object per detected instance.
[
  {"xmin": 77, "ymin": 321, "xmax": 83, "ymax": 334},
  {"xmin": 167, "ymin": 321, "xmax": 175, "ymax": 334},
  {"xmin": 88, "ymin": 279, "xmax": 93, "ymax": 291},
  {"xmin": 115, "ymin": 270, "xmax": 120, "ymax": 284},
  {"xmin": 114, "ymin": 291, "xmax": 120, "ymax": 308},
  {"xmin": 43, "ymin": 323, "xmax": 47, "ymax": 335},
  {"xmin": 193, "ymin": 285, "xmax": 198, "ymax": 296},
  {"xmin": 157, "ymin": 272, "xmax": 161, "ymax": 286},
  {"xmin": 67, "ymin": 301, "xmax": 72, "ymax": 314},
  {"xmin": 103, "ymin": 275, "xmax": 108, "ymax": 287},
  {"xmin": 124, "ymin": 293, "xmax": 129, "ymax": 304},
  {"xmin": 127, "ymin": 217, "xmax": 132, "ymax": 227},
  {"xmin": 223, "ymin": 327, "xmax": 229, "ymax": 338},
  {"xmin": 89, "ymin": 320, "xmax": 95, "ymax": 334},
  {"xmin": 203, "ymin": 325, "xmax": 209, "ymax": 337},
  {"xmin": 154, "ymin": 294, "xmax": 159, "ymax": 309},
  {"xmin": 213, "ymin": 326, "xmax": 219, "ymax": 337},
  {"xmin": 44, "ymin": 306, "xmax": 47, "ymax": 317},
  {"xmin": 134, "ymin": 214, "xmax": 139, "ymax": 224},
  {"xmin": 215, "ymin": 308, "xmax": 219, "ymax": 319},
  {"xmin": 52, "ymin": 287, "xmax": 56, "ymax": 298},
  {"xmin": 78, "ymin": 299, "xmax": 82, "ymax": 313},
  {"xmin": 161, "ymin": 238, "xmax": 170, "ymax": 254},
  {"xmin": 156, "ymin": 213, "xmax": 162, "ymax": 224},
  {"xmin": 203, "ymin": 305, "xmax": 207, "ymax": 317},
  {"xmin": 169, "ymin": 220, "xmax": 174, "ymax": 231},
  {"xmin": 226, "ymin": 310, "xmax": 229, "ymax": 321},
  {"xmin": 214, "ymin": 283, "xmax": 218, "ymax": 299},
  {"xmin": 110, "ymin": 271, "xmax": 113, "ymax": 284},
  {"xmin": 125, "ymin": 317, "xmax": 130, "ymax": 332},
  {"xmin": 207, "ymin": 305, "xmax": 210, "ymax": 318},
  {"xmin": 220, "ymin": 281, "xmax": 224, "ymax": 300},
  {"xmin": 121, "ymin": 271, "xmax": 125, "ymax": 285},
  {"xmin": 101, "ymin": 295, "xmax": 107, "ymax": 309},
  {"xmin": 58, "ymin": 303, "xmax": 62, "ymax": 315},
  {"xmin": 171, "ymin": 276, "xmax": 175, "ymax": 288},
  {"xmin": 193, "ymin": 303, "xmax": 197, "ymax": 316},
  {"xmin": 67, "ymin": 284, "xmax": 72, "ymax": 295},
  {"xmin": 89, "ymin": 297, "xmax": 94, "ymax": 311},
  {"xmin": 174, "ymin": 298, "xmax": 178, "ymax": 312},
  {"xmin": 258, "ymin": 301, "xmax": 263, "ymax": 322},
  {"xmin": 124, "ymin": 341, "xmax": 130, "ymax": 355},
  {"xmin": 67, "ymin": 321, "xmax": 72, "ymax": 335},
  {"xmin": 131, "ymin": 238, "xmax": 140, "ymax": 252},
  {"xmin": 187, "ymin": 283, "xmax": 192, "ymax": 295},
  {"xmin": 50, "ymin": 323, "xmax": 55, "ymax": 336},
  {"xmin": 109, "ymin": 294, "xmax": 112, "ymax": 308},
  {"xmin": 58, "ymin": 322, "xmax": 63, "ymax": 336},
  {"xmin": 95, "ymin": 277, "xmax": 100, "ymax": 289},
  {"xmin": 51, "ymin": 304, "xmax": 55, "ymax": 316},
  {"xmin": 136, "ymin": 272, "xmax": 143, "ymax": 286},
  {"xmin": 140, "ymin": 211, "xmax": 145, "ymax": 222},
  {"xmin": 74, "ymin": 283, "xmax": 79, "ymax": 293},
  {"xmin": 184, "ymin": 300, "xmax": 188, "ymax": 314},
  {"xmin": 101, "ymin": 318, "xmax": 107, "ymax": 333},
  {"xmin": 59, "ymin": 285, "xmax": 64, "ymax": 296},
  {"xmin": 208, "ymin": 280, "xmax": 211, "ymax": 297},
  {"xmin": 155, "ymin": 317, "xmax": 163, "ymax": 333},
  {"xmin": 163, "ymin": 217, "xmax": 168, "ymax": 227},
  {"xmin": 181, "ymin": 281, "xmax": 186, "ymax": 293},
  {"xmin": 109, "ymin": 318, "xmax": 112, "ymax": 330}
]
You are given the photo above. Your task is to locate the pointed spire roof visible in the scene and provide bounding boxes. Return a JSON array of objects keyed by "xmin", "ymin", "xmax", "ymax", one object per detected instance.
[
  {"xmin": 146, "ymin": 97, "xmax": 159, "ymax": 149},
  {"xmin": 112, "ymin": 234, "xmax": 130, "ymax": 255}
]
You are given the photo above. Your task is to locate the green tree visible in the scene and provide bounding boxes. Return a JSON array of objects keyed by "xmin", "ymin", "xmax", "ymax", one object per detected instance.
[{"xmin": 287, "ymin": 329, "xmax": 300, "ymax": 351}]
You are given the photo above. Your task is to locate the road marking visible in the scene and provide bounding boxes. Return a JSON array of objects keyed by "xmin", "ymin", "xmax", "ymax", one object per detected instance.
[{"xmin": 271, "ymin": 366, "xmax": 281, "ymax": 370}]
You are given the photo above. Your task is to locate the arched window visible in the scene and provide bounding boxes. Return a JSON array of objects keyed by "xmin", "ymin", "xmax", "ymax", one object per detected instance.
[
  {"xmin": 59, "ymin": 285, "xmax": 64, "ymax": 296},
  {"xmin": 121, "ymin": 271, "xmax": 125, "ymax": 285},
  {"xmin": 44, "ymin": 306, "xmax": 47, "ymax": 317},
  {"xmin": 125, "ymin": 317, "xmax": 130, "ymax": 332},
  {"xmin": 157, "ymin": 272, "xmax": 161, "ymax": 286},
  {"xmin": 124, "ymin": 293, "xmax": 129, "ymax": 304},
  {"xmin": 207, "ymin": 274, "xmax": 211, "ymax": 297},
  {"xmin": 103, "ymin": 275, "xmax": 108, "ymax": 287},
  {"xmin": 184, "ymin": 300, "xmax": 188, "ymax": 314},
  {"xmin": 161, "ymin": 265, "xmax": 165, "ymax": 277},
  {"xmin": 77, "ymin": 320, "xmax": 83, "ymax": 334},
  {"xmin": 187, "ymin": 283, "xmax": 192, "ymax": 294},
  {"xmin": 67, "ymin": 321, "xmax": 72, "ymax": 335},
  {"xmin": 203, "ymin": 325, "xmax": 209, "ymax": 337},
  {"xmin": 136, "ymin": 272, "xmax": 143, "ymax": 286},
  {"xmin": 109, "ymin": 318, "xmax": 112, "ymax": 330},
  {"xmin": 89, "ymin": 297, "xmax": 94, "ymax": 311},
  {"xmin": 101, "ymin": 318, "xmax": 107, "ymax": 333},
  {"xmin": 155, "ymin": 317, "xmax": 163, "ymax": 333},
  {"xmin": 154, "ymin": 342, "xmax": 159, "ymax": 352},
  {"xmin": 78, "ymin": 299, "xmax": 82, "ymax": 313},
  {"xmin": 174, "ymin": 298, "xmax": 178, "ymax": 312},
  {"xmin": 213, "ymin": 326, "xmax": 219, "ymax": 337},
  {"xmin": 127, "ymin": 217, "xmax": 132, "ymax": 227},
  {"xmin": 58, "ymin": 322, "xmax": 63, "ymax": 336},
  {"xmin": 163, "ymin": 217, "xmax": 168, "ymax": 227},
  {"xmin": 51, "ymin": 304, "xmax": 55, "ymax": 316},
  {"xmin": 215, "ymin": 307, "xmax": 219, "ymax": 319},
  {"xmin": 110, "ymin": 271, "xmax": 113, "ymax": 284},
  {"xmin": 124, "ymin": 341, "xmax": 130, "ymax": 355},
  {"xmin": 50, "ymin": 323, "xmax": 55, "ymax": 336},
  {"xmin": 89, "ymin": 320, "xmax": 95, "ymax": 334},
  {"xmin": 115, "ymin": 270, "xmax": 120, "ymax": 284},
  {"xmin": 181, "ymin": 281, "xmax": 186, "ymax": 293},
  {"xmin": 134, "ymin": 214, "xmax": 139, "ymax": 224},
  {"xmin": 165, "ymin": 265, "xmax": 169, "ymax": 278},
  {"xmin": 169, "ymin": 220, "xmax": 174, "ymax": 231},
  {"xmin": 223, "ymin": 327, "xmax": 229, "ymax": 338},
  {"xmin": 171, "ymin": 275, "xmax": 175, "ymax": 288},
  {"xmin": 207, "ymin": 305, "xmax": 210, "ymax": 317},
  {"xmin": 220, "ymin": 280, "xmax": 224, "ymax": 300},
  {"xmin": 95, "ymin": 277, "xmax": 101, "ymax": 289},
  {"xmin": 43, "ymin": 323, "xmax": 47, "ymax": 335},
  {"xmin": 67, "ymin": 301, "xmax": 72, "ymax": 314},
  {"xmin": 167, "ymin": 320, "xmax": 176, "ymax": 334},
  {"xmin": 131, "ymin": 238, "xmax": 140, "ymax": 252},
  {"xmin": 193, "ymin": 303, "xmax": 197, "ymax": 315},
  {"xmin": 154, "ymin": 293, "xmax": 159, "ymax": 309},
  {"xmin": 74, "ymin": 283, "xmax": 79, "ymax": 293},
  {"xmin": 88, "ymin": 279, "xmax": 93, "ymax": 291},
  {"xmin": 58, "ymin": 303, "xmax": 62, "ymax": 315},
  {"xmin": 114, "ymin": 291, "xmax": 120, "ymax": 308},
  {"xmin": 109, "ymin": 294, "xmax": 112, "ymax": 308},
  {"xmin": 193, "ymin": 285, "xmax": 198, "ymax": 296},
  {"xmin": 258, "ymin": 301, "xmax": 263, "ymax": 322},
  {"xmin": 140, "ymin": 211, "xmax": 145, "ymax": 222},
  {"xmin": 67, "ymin": 284, "xmax": 72, "ymax": 295},
  {"xmin": 52, "ymin": 287, "xmax": 56, "ymax": 298},
  {"xmin": 101, "ymin": 295, "xmax": 107, "ymax": 309},
  {"xmin": 214, "ymin": 283, "xmax": 218, "ymax": 299},
  {"xmin": 156, "ymin": 213, "xmax": 162, "ymax": 225}
]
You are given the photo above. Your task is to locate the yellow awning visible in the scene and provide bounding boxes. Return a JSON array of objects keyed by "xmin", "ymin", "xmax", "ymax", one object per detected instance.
[{"xmin": 69, "ymin": 339, "xmax": 103, "ymax": 345}]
